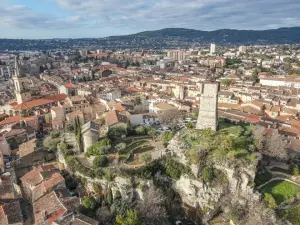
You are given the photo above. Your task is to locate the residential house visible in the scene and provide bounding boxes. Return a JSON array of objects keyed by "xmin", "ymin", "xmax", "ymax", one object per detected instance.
[
  {"xmin": 33, "ymin": 189, "xmax": 79, "ymax": 225},
  {"xmin": 82, "ymin": 121, "xmax": 100, "ymax": 153},
  {"xmin": 130, "ymin": 113, "xmax": 159, "ymax": 126},
  {"xmin": 20, "ymin": 165, "xmax": 64, "ymax": 202},
  {"xmin": 0, "ymin": 200, "xmax": 24, "ymax": 225},
  {"xmin": 149, "ymin": 102, "xmax": 175, "ymax": 114}
]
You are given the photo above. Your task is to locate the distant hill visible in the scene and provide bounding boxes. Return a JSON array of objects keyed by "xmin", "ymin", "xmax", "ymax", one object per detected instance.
[
  {"xmin": 107, "ymin": 27, "xmax": 300, "ymax": 45},
  {"xmin": 0, "ymin": 27, "xmax": 299, "ymax": 51}
]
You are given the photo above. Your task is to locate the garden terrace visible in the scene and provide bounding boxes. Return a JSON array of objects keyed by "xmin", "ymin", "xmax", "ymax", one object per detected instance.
[{"xmin": 261, "ymin": 180, "xmax": 300, "ymax": 205}]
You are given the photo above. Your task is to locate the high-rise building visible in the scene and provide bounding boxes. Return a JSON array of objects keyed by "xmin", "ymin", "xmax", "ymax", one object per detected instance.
[
  {"xmin": 196, "ymin": 82, "xmax": 219, "ymax": 131},
  {"xmin": 167, "ymin": 50, "xmax": 186, "ymax": 61},
  {"xmin": 239, "ymin": 46, "xmax": 248, "ymax": 53},
  {"xmin": 210, "ymin": 44, "xmax": 216, "ymax": 54}
]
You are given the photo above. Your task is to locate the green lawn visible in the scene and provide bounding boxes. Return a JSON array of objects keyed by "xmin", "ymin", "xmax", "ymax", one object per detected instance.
[
  {"xmin": 278, "ymin": 206, "xmax": 300, "ymax": 225},
  {"xmin": 262, "ymin": 180, "xmax": 300, "ymax": 205},
  {"xmin": 220, "ymin": 125, "xmax": 244, "ymax": 137}
]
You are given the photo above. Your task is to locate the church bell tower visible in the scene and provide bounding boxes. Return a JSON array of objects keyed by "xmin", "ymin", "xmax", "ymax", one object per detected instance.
[{"xmin": 12, "ymin": 57, "xmax": 31, "ymax": 104}]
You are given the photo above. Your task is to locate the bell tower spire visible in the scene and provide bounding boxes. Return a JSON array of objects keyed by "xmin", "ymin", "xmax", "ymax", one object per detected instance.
[
  {"xmin": 14, "ymin": 56, "xmax": 20, "ymax": 77},
  {"xmin": 12, "ymin": 56, "xmax": 31, "ymax": 104}
]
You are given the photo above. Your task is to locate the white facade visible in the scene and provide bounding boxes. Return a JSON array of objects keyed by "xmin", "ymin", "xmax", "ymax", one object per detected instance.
[
  {"xmin": 130, "ymin": 114, "xmax": 159, "ymax": 126},
  {"xmin": 210, "ymin": 44, "xmax": 216, "ymax": 54},
  {"xmin": 259, "ymin": 78, "xmax": 300, "ymax": 88}
]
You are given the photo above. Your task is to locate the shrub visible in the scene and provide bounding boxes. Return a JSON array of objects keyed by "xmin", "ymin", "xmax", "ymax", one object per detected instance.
[
  {"xmin": 104, "ymin": 171, "xmax": 114, "ymax": 181},
  {"xmin": 135, "ymin": 126, "xmax": 146, "ymax": 135},
  {"xmin": 108, "ymin": 126, "xmax": 127, "ymax": 139},
  {"xmin": 86, "ymin": 138, "xmax": 112, "ymax": 157},
  {"xmin": 82, "ymin": 196, "xmax": 97, "ymax": 210},
  {"xmin": 92, "ymin": 183, "xmax": 102, "ymax": 194},
  {"xmin": 51, "ymin": 130, "xmax": 61, "ymax": 139},
  {"xmin": 115, "ymin": 209, "xmax": 143, "ymax": 225},
  {"xmin": 43, "ymin": 137, "xmax": 60, "ymax": 151},
  {"xmin": 186, "ymin": 122, "xmax": 194, "ymax": 129},
  {"xmin": 93, "ymin": 155, "xmax": 109, "ymax": 168},
  {"xmin": 116, "ymin": 142, "xmax": 127, "ymax": 152},
  {"xmin": 264, "ymin": 193, "xmax": 277, "ymax": 209},
  {"xmin": 139, "ymin": 152, "xmax": 152, "ymax": 164},
  {"xmin": 201, "ymin": 166, "xmax": 215, "ymax": 183},
  {"xmin": 65, "ymin": 124, "xmax": 74, "ymax": 132}
]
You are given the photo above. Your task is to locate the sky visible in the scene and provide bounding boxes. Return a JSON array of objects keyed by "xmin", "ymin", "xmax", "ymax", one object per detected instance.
[{"xmin": 1, "ymin": 0, "xmax": 300, "ymax": 39}]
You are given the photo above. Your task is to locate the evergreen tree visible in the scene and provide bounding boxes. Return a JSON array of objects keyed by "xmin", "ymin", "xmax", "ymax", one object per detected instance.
[
  {"xmin": 107, "ymin": 187, "xmax": 113, "ymax": 205},
  {"xmin": 125, "ymin": 60, "xmax": 130, "ymax": 69}
]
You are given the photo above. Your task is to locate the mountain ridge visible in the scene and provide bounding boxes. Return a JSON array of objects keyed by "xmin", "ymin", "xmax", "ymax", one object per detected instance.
[{"xmin": 0, "ymin": 27, "xmax": 299, "ymax": 50}]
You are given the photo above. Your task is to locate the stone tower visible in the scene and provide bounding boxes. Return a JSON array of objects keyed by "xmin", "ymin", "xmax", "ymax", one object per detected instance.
[
  {"xmin": 196, "ymin": 82, "xmax": 219, "ymax": 131},
  {"xmin": 12, "ymin": 57, "xmax": 31, "ymax": 104}
]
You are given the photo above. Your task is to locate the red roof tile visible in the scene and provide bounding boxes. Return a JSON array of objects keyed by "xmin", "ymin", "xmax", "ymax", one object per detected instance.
[
  {"xmin": 64, "ymin": 83, "xmax": 74, "ymax": 89},
  {"xmin": 12, "ymin": 94, "xmax": 67, "ymax": 111}
]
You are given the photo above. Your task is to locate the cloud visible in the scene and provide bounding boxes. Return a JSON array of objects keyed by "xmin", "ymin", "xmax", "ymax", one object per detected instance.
[
  {"xmin": 0, "ymin": 3, "xmax": 88, "ymax": 30},
  {"xmin": 53, "ymin": 0, "xmax": 300, "ymax": 31},
  {"xmin": 1, "ymin": 0, "xmax": 300, "ymax": 38}
]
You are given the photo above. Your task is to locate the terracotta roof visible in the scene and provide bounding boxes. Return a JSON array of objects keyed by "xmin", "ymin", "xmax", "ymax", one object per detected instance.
[
  {"xmin": 64, "ymin": 83, "xmax": 74, "ymax": 89},
  {"xmin": 245, "ymin": 114, "xmax": 260, "ymax": 124},
  {"xmin": 105, "ymin": 110, "xmax": 127, "ymax": 126},
  {"xmin": 154, "ymin": 102, "xmax": 175, "ymax": 110},
  {"xmin": 115, "ymin": 104, "xmax": 125, "ymax": 111},
  {"xmin": 32, "ymin": 172, "xmax": 65, "ymax": 202},
  {"xmin": 18, "ymin": 138, "xmax": 37, "ymax": 158},
  {"xmin": 12, "ymin": 94, "xmax": 67, "ymax": 111},
  {"xmin": 20, "ymin": 165, "xmax": 58, "ymax": 186},
  {"xmin": 0, "ymin": 115, "xmax": 38, "ymax": 126},
  {"xmin": 0, "ymin": 201, "xmax": 23, "ymax": 224}
]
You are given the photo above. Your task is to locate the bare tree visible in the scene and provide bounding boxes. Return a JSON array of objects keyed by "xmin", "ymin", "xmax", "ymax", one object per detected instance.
[
  {"xmin": 252, "ymin": 126, "xmax": 287, "ymax": 160},
  {"xmin": 264, "ymin": 129, "xmax": 288, "ymax": 160},
  {"xmin": 242, "ymin": 201, "xmax": 285, "ymax": 225},
  {"xmin": 157, "ymin": 109, "xmax": 185, "ymax": 129},
  {"xmin": 137, "ymin": 186, "xmax": 170, "ymax": 225}
]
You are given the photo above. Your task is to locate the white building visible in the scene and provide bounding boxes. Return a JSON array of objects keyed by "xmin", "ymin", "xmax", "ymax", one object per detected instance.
[
  {"xmin": 210, "ymin": 44, "xmax": 216, "ymax": 54},
  {"xmin": 239, "ymin": 46, "xmax": 248, "ymax": 53},
  {"xmin": 130, "ymin": 113, "xmax": 159, "ymax": 126}
]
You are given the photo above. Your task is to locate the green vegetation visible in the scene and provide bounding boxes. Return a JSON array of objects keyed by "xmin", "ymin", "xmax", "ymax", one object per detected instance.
[
  {"xmin": 115, "ymin": 209, "xmax": 144, "ymax": 225},
  {"xmin": 115, "ymin": 142, "xmax": 127, "ymax": 152},
  {"xmin": 139, "ymin": 152, "xmax": 152, "ymax": 164},
  {"xmin": 120, "ymin": 139, "xmax": 149, "ymax": 154},
  {"xmin": 261, "ymin": 180, "xmax": 300, "ymax": 205},
  {"xmin": 186, "ymin": 122, "xmax": 194, "ymax": 129},
  {"xmin": 221, "ymin": 79, "xmax": 232, "ymax": 87},
  {"xmin": 120, "ymin": 157, "xmax": 191, "ymax": 180},
  {"xmin": 278, "ymin": 205, "xmax": 300, "ymax": 225},
  {"xmin": 254, "ymin": 169, "xmax": 272, "ymax": 186},
  {"xmin": 160, "ymin": 131, "xmax": 175, "ymax": 147},
  {"xmin": 43, "ymin": 136, "xmax": 61, "ymax": 151},
  {"xmin": 135, "ymin": 125, "xmax": 157, "ymax": 138},
  {"xmin": 226, "ymin": 58, "xmax": 242, "ymax": 67},
  {"xmin": 93, "ymin": 155, "xmax": 109, "ymax": 168},
  {"xmin": 108, "ymin": 125, "xmax": 128, "ymax": 139},
  {"xmin": 180, "ymin": 123, "xmax": 255, "ymax": 165},
  {"xmin": 65, "ymin": 123, "xmax": 74, "ymax": 132},
  {"xmin": 201, "ymin": 166, "xmax": 215, "ymax": 183},
  {"xmin": 82, "ymin": 196, "xmax": 97, "ymax": 210},
  {"xmin": 263, "ymin": 193, "xmax": 277, "ymax": 209},
  {"xmin": 92, "ymin": 183, "xmax": 102, "ymax": 195},
  {"xmin": 107, "ymin": 187, "xmax": 113, "ymax": 205},
  {"xmin": 86, "ymin": 138, "xmax": 112, "ymax": 157}
]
